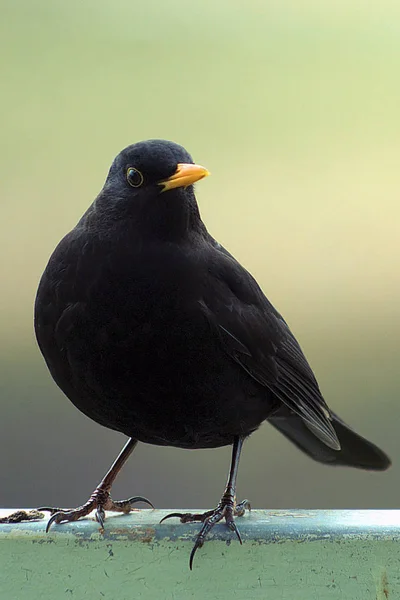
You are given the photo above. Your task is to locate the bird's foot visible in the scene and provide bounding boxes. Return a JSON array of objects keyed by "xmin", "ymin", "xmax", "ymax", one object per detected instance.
[
  {"xmin": 39, "ymin": 488, "xmax": 154, "ymax": 532},
  {"xmin": 161, "ymin": 496, "xmax": 251, "ymax": 569}
]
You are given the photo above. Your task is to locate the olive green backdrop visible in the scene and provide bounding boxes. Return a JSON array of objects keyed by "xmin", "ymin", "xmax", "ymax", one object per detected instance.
[{"xmin": 1, "ymin": 0, "xmax": 399, "ymax": 511}]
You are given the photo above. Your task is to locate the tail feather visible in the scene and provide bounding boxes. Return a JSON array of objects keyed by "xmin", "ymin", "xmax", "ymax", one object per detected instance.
[{"xmin": 268, "ymin": 409, "xmax": 391, "ymax": 471}]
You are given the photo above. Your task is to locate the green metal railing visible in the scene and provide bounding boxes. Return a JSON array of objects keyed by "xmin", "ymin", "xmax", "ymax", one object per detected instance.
[{"xmin": 1, "ymin": 509, "xmax": 399, "ymax": 599}]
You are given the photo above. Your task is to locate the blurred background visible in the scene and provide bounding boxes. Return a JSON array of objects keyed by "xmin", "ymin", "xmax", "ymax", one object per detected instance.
[{"xmin": 1, "ymin": 0, "xmax": 399, "ymax": 512}]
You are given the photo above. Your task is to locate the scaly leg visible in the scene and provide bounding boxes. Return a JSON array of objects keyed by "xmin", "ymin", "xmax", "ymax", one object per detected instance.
[
  {"xmin": 161, "ymin": 436, "xmax": 250, "ymax": 569},
  {"xmin": 39, "ymin": 438, "xmax": 153, "ymax": 532}
]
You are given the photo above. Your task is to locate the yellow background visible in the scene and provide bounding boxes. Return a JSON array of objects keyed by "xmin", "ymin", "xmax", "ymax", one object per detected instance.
[{"xmin": 1, "ymin": 0, "xmax": 399, "ymax": 510}]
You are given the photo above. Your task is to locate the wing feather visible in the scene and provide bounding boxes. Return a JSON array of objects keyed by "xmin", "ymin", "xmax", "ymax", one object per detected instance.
[{"xmin": 201, "ymin": 239, "xmax": 340, "ymax": 450}]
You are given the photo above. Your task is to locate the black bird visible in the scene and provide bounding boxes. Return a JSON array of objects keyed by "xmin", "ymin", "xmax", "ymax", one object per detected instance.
[{"xmin": 35, "ymin": 139, "xmax": 390, "ymax": 568}]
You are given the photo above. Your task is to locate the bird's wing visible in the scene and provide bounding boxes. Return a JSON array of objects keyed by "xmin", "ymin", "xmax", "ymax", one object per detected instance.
[{"xmin": 200, "ymin": 240, "xmax": 340, "ymax": 450}]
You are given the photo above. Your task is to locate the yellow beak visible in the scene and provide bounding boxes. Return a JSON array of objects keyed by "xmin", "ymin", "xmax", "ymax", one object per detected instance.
[{"xmin": 158, "ymin": 163, "xmax": 210, "ymax": 193}]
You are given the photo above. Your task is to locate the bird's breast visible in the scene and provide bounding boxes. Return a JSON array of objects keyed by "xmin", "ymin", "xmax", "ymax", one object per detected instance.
[{"xmin": 36, "ymin": 233, "xmax": 272, "ymax": 447}]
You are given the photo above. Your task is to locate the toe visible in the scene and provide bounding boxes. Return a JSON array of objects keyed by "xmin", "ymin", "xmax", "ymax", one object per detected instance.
[
  {"xmin": 111, "ymin": 495, "xmax": 154, "ymax": 511},
  {"xmin": 235, "ymin": 499, "xmax": 251, "ymax": 517}
]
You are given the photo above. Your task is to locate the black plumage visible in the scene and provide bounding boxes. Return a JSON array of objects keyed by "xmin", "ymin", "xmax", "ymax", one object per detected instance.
[{"xmin": 35, "ymin": 139, "xmax": 390, "ymax": 568}]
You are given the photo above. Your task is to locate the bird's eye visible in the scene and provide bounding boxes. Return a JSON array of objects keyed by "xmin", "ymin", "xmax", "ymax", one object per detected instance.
[{"xmin": 126, "ymin": 167, "xmax": 144, "ymax": 188}]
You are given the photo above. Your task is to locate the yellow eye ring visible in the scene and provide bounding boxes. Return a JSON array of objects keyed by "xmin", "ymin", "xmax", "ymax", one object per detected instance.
[{"xmin": 126, "ymin": 167, "xmax": 144, "ymax": 188}]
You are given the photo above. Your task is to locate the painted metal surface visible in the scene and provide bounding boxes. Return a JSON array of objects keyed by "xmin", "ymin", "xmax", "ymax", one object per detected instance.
[{"xmin": 1, "ymin": 509, "xmax": 399, "ymax": 599}]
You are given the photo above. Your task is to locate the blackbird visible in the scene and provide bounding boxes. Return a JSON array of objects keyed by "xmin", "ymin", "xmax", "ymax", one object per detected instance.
[{"xmin": 35, "ymin": 139, "xmax": 390, "ymax": 568}]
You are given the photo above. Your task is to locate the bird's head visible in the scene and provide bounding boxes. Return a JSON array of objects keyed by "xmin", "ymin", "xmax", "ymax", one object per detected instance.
[{"xmin": 92, "ymin": 139, "xmax": 210, "ymax": 241}]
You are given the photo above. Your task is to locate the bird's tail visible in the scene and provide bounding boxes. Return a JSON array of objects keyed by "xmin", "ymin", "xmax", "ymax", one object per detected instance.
[{"xmin": 268, "ymin": 408, "xmax": 391, "ymax": 471}]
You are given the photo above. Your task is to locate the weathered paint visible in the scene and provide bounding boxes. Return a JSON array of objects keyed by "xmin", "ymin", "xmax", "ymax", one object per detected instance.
[{"xmin": 1, "ymin": 509, "xmax": 400, "ymax": 599}]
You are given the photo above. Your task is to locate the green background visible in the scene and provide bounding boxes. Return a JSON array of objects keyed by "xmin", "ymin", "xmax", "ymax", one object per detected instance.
[{"xmin": 1, "ymin": 0, "xmax": 399, "ymax": 511}]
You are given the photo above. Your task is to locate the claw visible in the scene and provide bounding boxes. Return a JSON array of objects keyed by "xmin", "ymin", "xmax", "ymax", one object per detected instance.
[
  {"xmin": 159, "ymin": 512, "xmax": 185, "ymax": 524},
  {"xmin": 96, "ymin": 506, "xmax": 105, "ymax": 528},
  {"xmin": 189, "ymin": 537, "xmax": 203, "ymax": 571},
  {"xmin": 160, "ymin": 510, "xmax": 214, "ymax": 525},
  {"xmin": 115, "ymin": 496, "xmax": 154, "ymax": 510},
  {"xmin": 229, "ymin": 520, "xmax": 242, "ymax": 544},
  {"xmin": 46, "ymin": 511, "xmax": 62, "ymax": 533}
]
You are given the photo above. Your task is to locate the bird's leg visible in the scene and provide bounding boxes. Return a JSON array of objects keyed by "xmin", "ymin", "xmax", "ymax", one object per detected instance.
[
  {"xmin": 39, "ymin": 437, "xmax": 153, "ymax": 532},
  {"xmin": 161, "ymin": 436, "xmax": 250, "ymax": 569}
]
